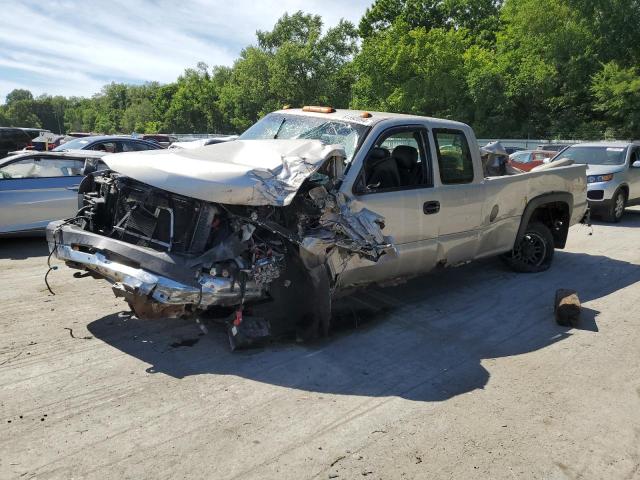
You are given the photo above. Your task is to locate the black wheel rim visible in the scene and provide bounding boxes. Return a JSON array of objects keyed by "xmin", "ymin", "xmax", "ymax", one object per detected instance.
[{"xmin": 513, "ymin": 232, "xmax": 547, "ymax": 267}]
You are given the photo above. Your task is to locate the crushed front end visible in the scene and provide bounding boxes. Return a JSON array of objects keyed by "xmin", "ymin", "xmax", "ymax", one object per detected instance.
[{"xmin": 47, "ymin": 148, "xmax": 393, "ymax": 343}]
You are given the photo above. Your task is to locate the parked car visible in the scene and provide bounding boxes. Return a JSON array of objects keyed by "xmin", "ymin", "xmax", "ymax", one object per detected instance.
[
  {"xmin": 552, "ymin": 141, "xmax": 640, "ymax": 222},
  {"xmin": 0, "ymin": 128, "xmax": 33, "ymax": 158},
  {"xmin": 504, "ymin": 146, "xmax": 525, "ymax": 155},
  {"xmin": 0, "ymin": 150, "xmax": 108, "ymax": 235},
  {"xmin": 47, "ymin": 107, "xmax": 587, "ymax": 347},
  {"xmin": 168, "ymin": 135, "xmax": 238, "ymax": 149},
  {"xmin": 508, "ymin": 150, "xmax": 556, "ymax": 171},
  {"xmin": 67, "ymin": 132, "xmax": 94, "ymax": 138},
  {"xmin": 537, "ymin": 143, "xmax": 571, "ymax": 152},
  {"xmin": 53, "ymin": 135, "xmax": 164, "ymax": 153},
  {"xmin": 141, "ymin": 134, "xmax": 178, "ymax": 148},
  {"xmin": 18, "ymin": 128, "xmax": 49, "ymax": 141},
  {"xmin": 31, "ymin": 134, "xmax": 66, "ymax": 151}
]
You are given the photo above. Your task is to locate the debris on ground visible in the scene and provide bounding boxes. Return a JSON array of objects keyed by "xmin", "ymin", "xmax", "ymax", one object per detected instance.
[{"xmin": 63, "ymin": 327, "xmax": 93, "ymax": 340}]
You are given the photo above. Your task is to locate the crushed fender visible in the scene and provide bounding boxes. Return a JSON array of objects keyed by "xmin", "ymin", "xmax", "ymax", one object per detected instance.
[{"xmin": 46, "ymin": 139, "xmax": 396, "ymax": 348}]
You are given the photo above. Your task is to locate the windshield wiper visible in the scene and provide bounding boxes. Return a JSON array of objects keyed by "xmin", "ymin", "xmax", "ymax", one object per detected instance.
[{"xmin": 273, "ymin": 118, "xmax": 286, "ymax": 139}]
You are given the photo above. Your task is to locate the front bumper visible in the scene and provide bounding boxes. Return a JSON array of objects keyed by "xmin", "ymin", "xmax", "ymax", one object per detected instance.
[
  {"xmin": 586, "ymin": 180, "xmax": 618, "ymax": 207},
  {"xmin": 47, "ymin": 222, "xmax": 263, "ymax": 308}
]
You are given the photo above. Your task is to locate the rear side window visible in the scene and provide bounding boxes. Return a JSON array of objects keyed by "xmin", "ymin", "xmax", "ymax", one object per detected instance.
[
  {"xmin": 512, "ymin": 152, "xmax": 530, "ymax": 163},
  {"xmin": 0, "ymin": 157, "xmax": 84, "ymax": 179},
  {"xmin": 433, "ymin": 129, "xmax": 474, "ymax": 185},
  {"xmin": 131, "ymin": 141, "xmax": 156, "ymax": 151}
]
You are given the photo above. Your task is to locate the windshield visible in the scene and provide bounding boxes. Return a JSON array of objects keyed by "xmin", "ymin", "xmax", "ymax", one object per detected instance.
[
  {"xmin": 555, "ymin": 146, "xmax": 628, "ymax": 166},
  {"xmin": 53, "ymin": 138, "xmax": 91, "ymax": 151},
  {"xmin": 239, "ymin": 113, "xmax": 368, "ymax": 162}
]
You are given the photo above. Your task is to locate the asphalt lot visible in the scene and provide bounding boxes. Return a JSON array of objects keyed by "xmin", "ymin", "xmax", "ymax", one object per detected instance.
[{"xmin": 1, "ymin": 211, "xmax": 640, "ymax": 479}]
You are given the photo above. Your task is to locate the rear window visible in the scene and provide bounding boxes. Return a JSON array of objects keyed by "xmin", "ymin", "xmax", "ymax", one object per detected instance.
[
  {"xmin": 433, "ymin": 129, "xmax": 474, "ymax": 184},
  {"xmin": 53, "ymin": 138, "xmax": 90, "ymax": 151}
]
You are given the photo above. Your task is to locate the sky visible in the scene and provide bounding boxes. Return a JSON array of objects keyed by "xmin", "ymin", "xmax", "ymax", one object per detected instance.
[{"xmin": 0, "ymin": 0, "xmax": 371, "ymax": 102}]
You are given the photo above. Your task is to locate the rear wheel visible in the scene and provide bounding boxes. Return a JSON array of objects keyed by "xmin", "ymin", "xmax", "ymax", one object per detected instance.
[
  {"xmin": 604, "ymin": 190, "xmax": 626, "ymax": 223},
  {"xmin": 504, "ymin": 222, "xmax": 555, "ymax": 273}
]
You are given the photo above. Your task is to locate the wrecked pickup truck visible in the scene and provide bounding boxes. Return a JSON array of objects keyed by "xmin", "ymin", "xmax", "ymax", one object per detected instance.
[{"xmin": 47, "ymin": 108, "xmax": 588, "ymax": 344}]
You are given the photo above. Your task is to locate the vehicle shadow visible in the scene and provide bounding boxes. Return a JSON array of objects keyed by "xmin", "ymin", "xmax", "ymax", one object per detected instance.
[
  {"xmin": 87, "ymin": 250, "xmax": 638, "ymax": 402},
  {"xmin": 0, "ymin": 237, "xmax": 49, "ymax": 259}
]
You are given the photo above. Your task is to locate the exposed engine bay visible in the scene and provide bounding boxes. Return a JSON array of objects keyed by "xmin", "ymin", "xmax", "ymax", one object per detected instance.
[{"xmin": 47, "ymin": 141, "xmax": 394, "ymax": 346}]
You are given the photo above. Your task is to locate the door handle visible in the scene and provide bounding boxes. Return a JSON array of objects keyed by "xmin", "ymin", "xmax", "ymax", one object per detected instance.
[
  {"xmin": 66, "ymin": 184, "xmax": 80, "ymax": 191},
  {"xmin": 423, "ymin": 201, "xmax": 440, "ymax": 215}
]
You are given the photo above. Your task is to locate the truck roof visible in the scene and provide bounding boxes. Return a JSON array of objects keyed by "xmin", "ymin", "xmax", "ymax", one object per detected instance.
[{"xmin": 272, "ymin": 108, "xmax": 470, "ymax": 130}]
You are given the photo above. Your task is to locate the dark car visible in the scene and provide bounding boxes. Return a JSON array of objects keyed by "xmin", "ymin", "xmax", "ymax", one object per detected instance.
[
  {"xmin": 67, "ymin": 132, "xmax": 94, "ymax": 138},
  {"xmin": 141, "ymin": 134, "xmax": 177, "ymax": 148},
  {"xmin": 504, "ymin": 146, "xmax": 525, "ymax": 155},
  {"xmin": 53, "ymin": 135, "xmax": 164, "ymax": 153},
  {"xmin": 0, "ymin": 128, "xmax": 33, "ymax": 158},
  {"xmin": 537, "ymin": 143, "xmax": 571, "ymax": 152}
]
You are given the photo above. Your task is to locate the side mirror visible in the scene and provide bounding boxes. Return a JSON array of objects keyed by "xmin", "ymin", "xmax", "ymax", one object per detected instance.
[{"xmin": 632, "ymin": 160, "xmax": 640, "ymax": 168}]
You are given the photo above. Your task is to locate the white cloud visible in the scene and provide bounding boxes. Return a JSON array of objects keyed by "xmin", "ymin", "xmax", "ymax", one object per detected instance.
[{"xmin": 0, "ymin": 0, "xmax": 370, "ymax": 100}]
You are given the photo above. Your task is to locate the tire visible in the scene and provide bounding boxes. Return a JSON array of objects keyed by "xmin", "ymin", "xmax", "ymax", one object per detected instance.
[
  {"xmin": 604, "ymin": 190, "xmax": 626, "ymax": 223},
  {"xmin": 504, "ymin": 222, "xmax": 555, "ymax": 273}
]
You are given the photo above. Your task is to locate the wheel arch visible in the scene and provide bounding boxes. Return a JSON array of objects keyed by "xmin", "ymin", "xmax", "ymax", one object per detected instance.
[
  {"xmin": 516, "ymin": 192, "xmax": 573, "ymax": 249},
  {"xmin": 617, "ymin": 184, "xmax": 629, "ymax": 198}
]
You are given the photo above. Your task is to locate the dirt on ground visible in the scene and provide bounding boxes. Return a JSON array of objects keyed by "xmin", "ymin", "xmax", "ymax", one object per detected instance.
[{"xmin": 1, "ymin": 211, "xmax": 640, "ymax": 479}]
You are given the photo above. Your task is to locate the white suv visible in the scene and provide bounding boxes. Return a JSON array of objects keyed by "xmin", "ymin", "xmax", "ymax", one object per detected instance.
[{"xmin": 554, "ymin": 141, "xmax": 640, "ymax": 222}]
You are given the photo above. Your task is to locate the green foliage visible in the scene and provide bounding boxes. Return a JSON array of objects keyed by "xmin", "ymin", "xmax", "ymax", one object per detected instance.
[
  {"xmin": 219, "ymin": 11, "xmax": 358, "ymax": 131},
  {"xmin": 352, "ymin": 22, "xmax": 470, "ymax": 118},
  {"xmin": 2, "ymin": 4, "xmax": 640, "ymax": 140},
  {"xmin": 359, "ymin": 0, "xmax": 502, "ymax": 42},
  {"xmin": 5, "ymin": 89, "xmax": 34, "ymax": 105},
  {"xmin": 591, "ymin": 62, "xmax": 640, "ymax": 138}
]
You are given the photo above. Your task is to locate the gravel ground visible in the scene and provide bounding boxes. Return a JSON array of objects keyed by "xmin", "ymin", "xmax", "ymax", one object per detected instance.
[{"xmin": 1, "ymin": 211, "xmax": 640, "ymax": 480}]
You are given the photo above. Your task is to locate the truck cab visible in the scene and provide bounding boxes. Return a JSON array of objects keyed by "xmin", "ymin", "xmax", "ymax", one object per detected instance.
[{"xmin": 47, "ymin": 107, "xmax": 588, "ymax": 344}]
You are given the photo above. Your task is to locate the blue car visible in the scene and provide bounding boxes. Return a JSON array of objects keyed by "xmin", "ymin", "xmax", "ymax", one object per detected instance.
[
  {"xmin": 0, "ymin": 150, "xmax": 108, "ymax": 235},
  {"xmin": 53, "ymin": 135, "xmax": 163, "ymax": 153}
]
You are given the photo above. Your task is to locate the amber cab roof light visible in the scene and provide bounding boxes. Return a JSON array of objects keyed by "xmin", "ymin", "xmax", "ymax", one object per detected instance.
[
  {"xmin": 360, "ymin": 111, "xmax": 372, "ymax": 118},
  {"xmin": 302, "ymin": 106, "xmax": 335, "ymax": 113}
]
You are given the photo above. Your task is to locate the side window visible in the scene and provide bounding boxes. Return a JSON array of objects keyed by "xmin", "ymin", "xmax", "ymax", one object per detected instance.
[
  {"xmin": 91, "ymin": 142, "xmax": 117, "ymax": 153},
  {"xmin": 0, "ymin": 157, "xmax": 84, "ymax": 179},
  {"xmin": 131, "ymin": 141, "xmax": 154, "ymax": 151},
  {"xmin": 512, "ymin": 152, "xmax": 529, "ymax": 163},
  {"xmin": 359, "ymin": 128, "xmax": 430, "ymax": 192},
  {"xmin": 433, "ymin": 129, "xmax": 474, "ymax": 185},
  {"xmin": 120, "ymin": 141, "xmax": 136, "ymax": 152},
  {"xmin": 533, "ymin": 152, "xmax": 546, "ymax": 162}
]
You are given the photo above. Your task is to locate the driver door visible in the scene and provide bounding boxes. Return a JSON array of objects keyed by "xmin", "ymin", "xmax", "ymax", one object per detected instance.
[{"xmin": 337, "ymin": 125, "xmax": 441, "ymax": 287}]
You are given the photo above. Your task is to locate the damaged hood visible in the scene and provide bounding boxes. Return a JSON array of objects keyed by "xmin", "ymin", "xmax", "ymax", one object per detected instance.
[{"xmin": 103, "ymin": 139, "xmax": 346, "ymax": 206}]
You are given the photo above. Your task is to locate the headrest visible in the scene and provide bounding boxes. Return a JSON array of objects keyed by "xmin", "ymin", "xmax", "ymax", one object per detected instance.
[
  {"xmin": 367, "ymin": 147, "xmax": 391, "ymax": 167},
  {"xmin": 393, "ymin": 145, "xmax": 418, "ymax": 169}
]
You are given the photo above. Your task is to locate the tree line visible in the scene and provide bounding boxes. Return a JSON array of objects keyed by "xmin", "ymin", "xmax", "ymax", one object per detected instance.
[{"xmin": 1, "ymin": 0, "xmax": 640, "ymax": 139}]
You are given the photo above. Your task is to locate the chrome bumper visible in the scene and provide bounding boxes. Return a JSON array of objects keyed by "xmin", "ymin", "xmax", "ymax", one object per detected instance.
[{"xmin": 51, "ymin": 244, "xmax": 263, "ymax": 307}]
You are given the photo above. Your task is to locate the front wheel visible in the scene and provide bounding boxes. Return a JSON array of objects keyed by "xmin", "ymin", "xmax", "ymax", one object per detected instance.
[
  {"xmin": 604, "ymin": 190, "xmax": 626, "ymax": 223},
  {"xmin": 503, "ymin": 222, "xmax": 555, "ymax": 273}
]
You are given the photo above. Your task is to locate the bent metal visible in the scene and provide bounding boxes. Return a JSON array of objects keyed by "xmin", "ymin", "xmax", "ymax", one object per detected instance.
[{"xmin": 47, "ymin": 108, "xmax": 588, "ymax": 348}]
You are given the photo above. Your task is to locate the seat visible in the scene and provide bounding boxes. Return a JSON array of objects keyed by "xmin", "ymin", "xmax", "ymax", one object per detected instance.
[
  {"xmin": 365, "ymin": 147, "xmax": 401, "ymax": 189},
  {"xmin": 393, "ymin": 145, "xmax": 420, "ymax": 186}
]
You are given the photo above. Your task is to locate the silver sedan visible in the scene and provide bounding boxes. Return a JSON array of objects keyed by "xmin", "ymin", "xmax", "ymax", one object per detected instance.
[{"xmin": 0, "ymin": 150, "xmax": 107, "ymax": 236}]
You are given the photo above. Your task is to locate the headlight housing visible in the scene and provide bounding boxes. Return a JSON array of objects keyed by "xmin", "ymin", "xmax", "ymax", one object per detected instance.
[{"xmin": 587, "ymin": 174, "xmax": 613, "ymax": 183}]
